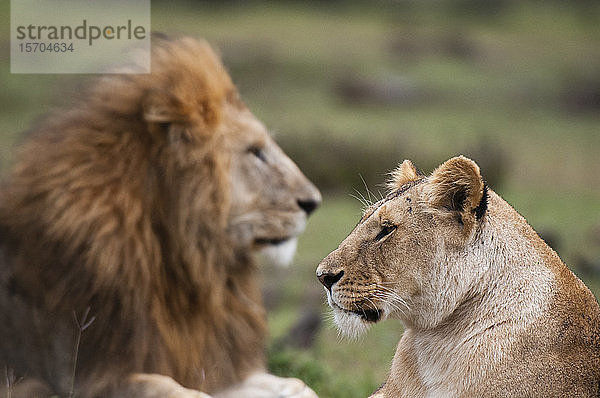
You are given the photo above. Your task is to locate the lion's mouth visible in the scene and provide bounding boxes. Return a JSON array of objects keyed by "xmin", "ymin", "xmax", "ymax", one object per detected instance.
[
  {"xmin": 329, "ymin": 298, "xmax": 383, "ymax": 323},
  {"xmin": 351, "ymin": 308, "xmax": 383, "ymax": 323},
  {"xmin": 254, "ymin": 237, "xmax": 290, "ymax": 246}
]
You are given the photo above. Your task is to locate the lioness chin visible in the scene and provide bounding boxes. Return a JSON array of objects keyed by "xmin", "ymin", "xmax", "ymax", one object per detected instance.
[{"xmin": 317, "ymin": 156, "xmax": 600, "ymax": 397}]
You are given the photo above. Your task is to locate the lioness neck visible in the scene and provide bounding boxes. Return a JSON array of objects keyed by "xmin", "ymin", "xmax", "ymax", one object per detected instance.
[
  {"xmin": 409, "ymin": 190, "xmax": 554, "ymax": 332},
  {"xmin": 390, "ymin": 190, "xmax": 560, "ymax": 396}
]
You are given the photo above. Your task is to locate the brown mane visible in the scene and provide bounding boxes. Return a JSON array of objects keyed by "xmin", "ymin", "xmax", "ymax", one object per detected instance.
[{"xmin": 0, "ymin": 37, "xmax": 267, "ymax": 396}]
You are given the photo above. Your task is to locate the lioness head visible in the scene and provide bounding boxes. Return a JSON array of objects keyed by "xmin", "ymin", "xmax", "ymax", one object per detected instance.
[
  {"xmin": 316, "ymin": 156, "xmax": 488, "ymax": 336},
  {"xmin": 138, "ymin": 37, "xmax": 321, "ymax": 267}
]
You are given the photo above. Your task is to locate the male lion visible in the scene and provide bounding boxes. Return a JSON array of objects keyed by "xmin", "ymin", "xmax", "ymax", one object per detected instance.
[
  {"xmin": 0, "ymin": 37, "xmax": 321, "ymax": 398},
  {"xmin": 317, "ymin": 156, "xmax": 600, "ymax": 397}
]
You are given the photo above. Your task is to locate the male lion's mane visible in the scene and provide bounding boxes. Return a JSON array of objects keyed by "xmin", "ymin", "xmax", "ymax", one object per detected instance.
[{"xmin": 0, "ymin": 37, "xmax": 267, "ymax": 396}]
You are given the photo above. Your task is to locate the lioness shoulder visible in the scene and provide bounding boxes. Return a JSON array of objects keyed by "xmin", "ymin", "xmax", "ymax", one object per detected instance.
[{"xmin": 317, "ymin": 156, "xmax": 600, "ymax": 397}]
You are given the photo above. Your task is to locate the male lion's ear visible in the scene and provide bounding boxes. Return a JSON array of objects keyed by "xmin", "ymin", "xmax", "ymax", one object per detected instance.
[
  {"xmin": 144, "ymin": 98, "xmax": 177, "ymax": 124},
  {"xmin": 427, "ymin": 156, "xmax": 485, "ymax": 219},
  {"xmin": 144, "ymin": 106, "xmax": 172, "ymax": 123},
  {"xmin": 388, "ymin": 160, "xmax": 420, "ymax": 191},
  {"xmin": 144, "ymin": 94, "xmax": 185, "ymax": 138}
]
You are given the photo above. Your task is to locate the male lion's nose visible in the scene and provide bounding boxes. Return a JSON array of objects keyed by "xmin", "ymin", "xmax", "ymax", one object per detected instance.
[
  {"xmin": 297, "ymin": 198, "xmax": 320, "ymax": 215},
  {"xmin": 317, "ymin": 270, "xmax": 344, "ymax": 291}
]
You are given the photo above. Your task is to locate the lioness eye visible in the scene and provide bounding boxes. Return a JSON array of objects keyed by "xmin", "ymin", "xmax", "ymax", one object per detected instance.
[
  {"xmin": 375, "ymin": 224, "xmax": 397, "ymax": 242},
  {"xmin": 248, "ymin": 145, "xmax": 267, "ymax": 163}
]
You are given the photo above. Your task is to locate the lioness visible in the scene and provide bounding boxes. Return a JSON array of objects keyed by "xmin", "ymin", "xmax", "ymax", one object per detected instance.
[
  {"xmin": 317, "ymin": 156, "xmax": 600, "ymax": 397},
  {"xmin": 0, "ymin": 37, "xmax": 320, "ymax": 398}
]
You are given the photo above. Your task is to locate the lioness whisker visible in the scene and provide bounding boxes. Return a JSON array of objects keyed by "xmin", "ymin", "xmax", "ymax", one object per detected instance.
[
  {"xmin": 359, "ymin": 174, "xmax": 376, "ymax": 205},
  {"xmin": 350, "ymin": 191, "xmax": 371, "ymax": 212},
  {"xmin": 370, "ymin": 292, "xmax": 409, "ymax": 317},
  {"xmin": 372, "ymin": 288, "xmax": 412, "ymax": 312}
]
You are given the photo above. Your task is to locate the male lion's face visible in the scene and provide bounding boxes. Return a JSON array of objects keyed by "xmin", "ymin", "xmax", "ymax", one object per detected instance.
[
  {"xmin": 143, "ymin": 39, "xmax": 321, "ymax": 268},
  {"xmin": 225, "ymin": 103, "xmax": 322, "ymax": 267},
  {"xmin": 316, "ymin": 157, "xmax": 486, "ymax": 336}
]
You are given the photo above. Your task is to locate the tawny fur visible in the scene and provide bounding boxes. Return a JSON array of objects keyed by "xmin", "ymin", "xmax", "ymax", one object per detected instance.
[
  {"xmin": 318, "ymin": 156, "xmax": 600, "ymax": 397},
  {"xmin": 0, "ymin": 37, "xmax": 320, "ymax": 397},
  {"xmin": 386, "ymin": 159, "xmax": 420, "ymax": 191}
]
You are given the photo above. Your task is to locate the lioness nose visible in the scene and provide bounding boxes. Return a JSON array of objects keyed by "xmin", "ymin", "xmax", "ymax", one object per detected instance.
[
  {"xmin": 297, "ymin": 198, "xmax": 320, "ymax": 215},
  {"xmin": 317, "ymin": 270, "xmax": 344, "ymax": 291}
]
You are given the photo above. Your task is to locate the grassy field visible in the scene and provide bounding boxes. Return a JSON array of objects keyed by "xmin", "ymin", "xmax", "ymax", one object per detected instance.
[{"xmin": 1, "ymin": 1, "xmax": 600, "ymax": 397}]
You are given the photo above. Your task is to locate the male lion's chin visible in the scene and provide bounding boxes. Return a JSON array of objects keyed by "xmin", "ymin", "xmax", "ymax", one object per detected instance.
[
  {"xmin": 332, "ymin": 308, "xmax": 372, "ymax": 339},
  {"xmin": 254, "ymin": 237, "xmax": 298, "ymax": 268}
]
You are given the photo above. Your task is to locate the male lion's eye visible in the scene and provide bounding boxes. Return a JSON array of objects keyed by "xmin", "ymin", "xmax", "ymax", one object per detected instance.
[
  {"xmin": 157, "ymin": 122, "xmax": 171, "ymax": 132},
  {"xmin": 248, "ymin": 145, "xmax": 267, "ymax": 163},
  {"xmin": 375, "ymin": 224, "xmax": 397, "ymax": 242}
]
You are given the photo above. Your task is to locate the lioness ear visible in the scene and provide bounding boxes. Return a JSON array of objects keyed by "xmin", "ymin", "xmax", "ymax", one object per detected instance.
[
  {"xmin": 388, "ymin": 160, "xmax": 420, "ymax": 191},
  {"xmin": 427, "ymin": 156, "xmax": 486, "ymax": 221}
]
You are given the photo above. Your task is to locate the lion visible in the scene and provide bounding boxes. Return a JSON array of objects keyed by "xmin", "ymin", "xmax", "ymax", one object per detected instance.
[
  {"xmin": 317, "ymin": 156, "xmax": 600, "ymax": 397},
  {"xmin": 0, "ymin": 37, "xmax": 321, "ymax": 398}
]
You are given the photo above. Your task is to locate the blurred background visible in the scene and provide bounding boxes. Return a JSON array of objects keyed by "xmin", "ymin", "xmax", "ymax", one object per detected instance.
[{"xmin": 1, "ymin": 1, "xmax": 599, "ymax": 397}]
